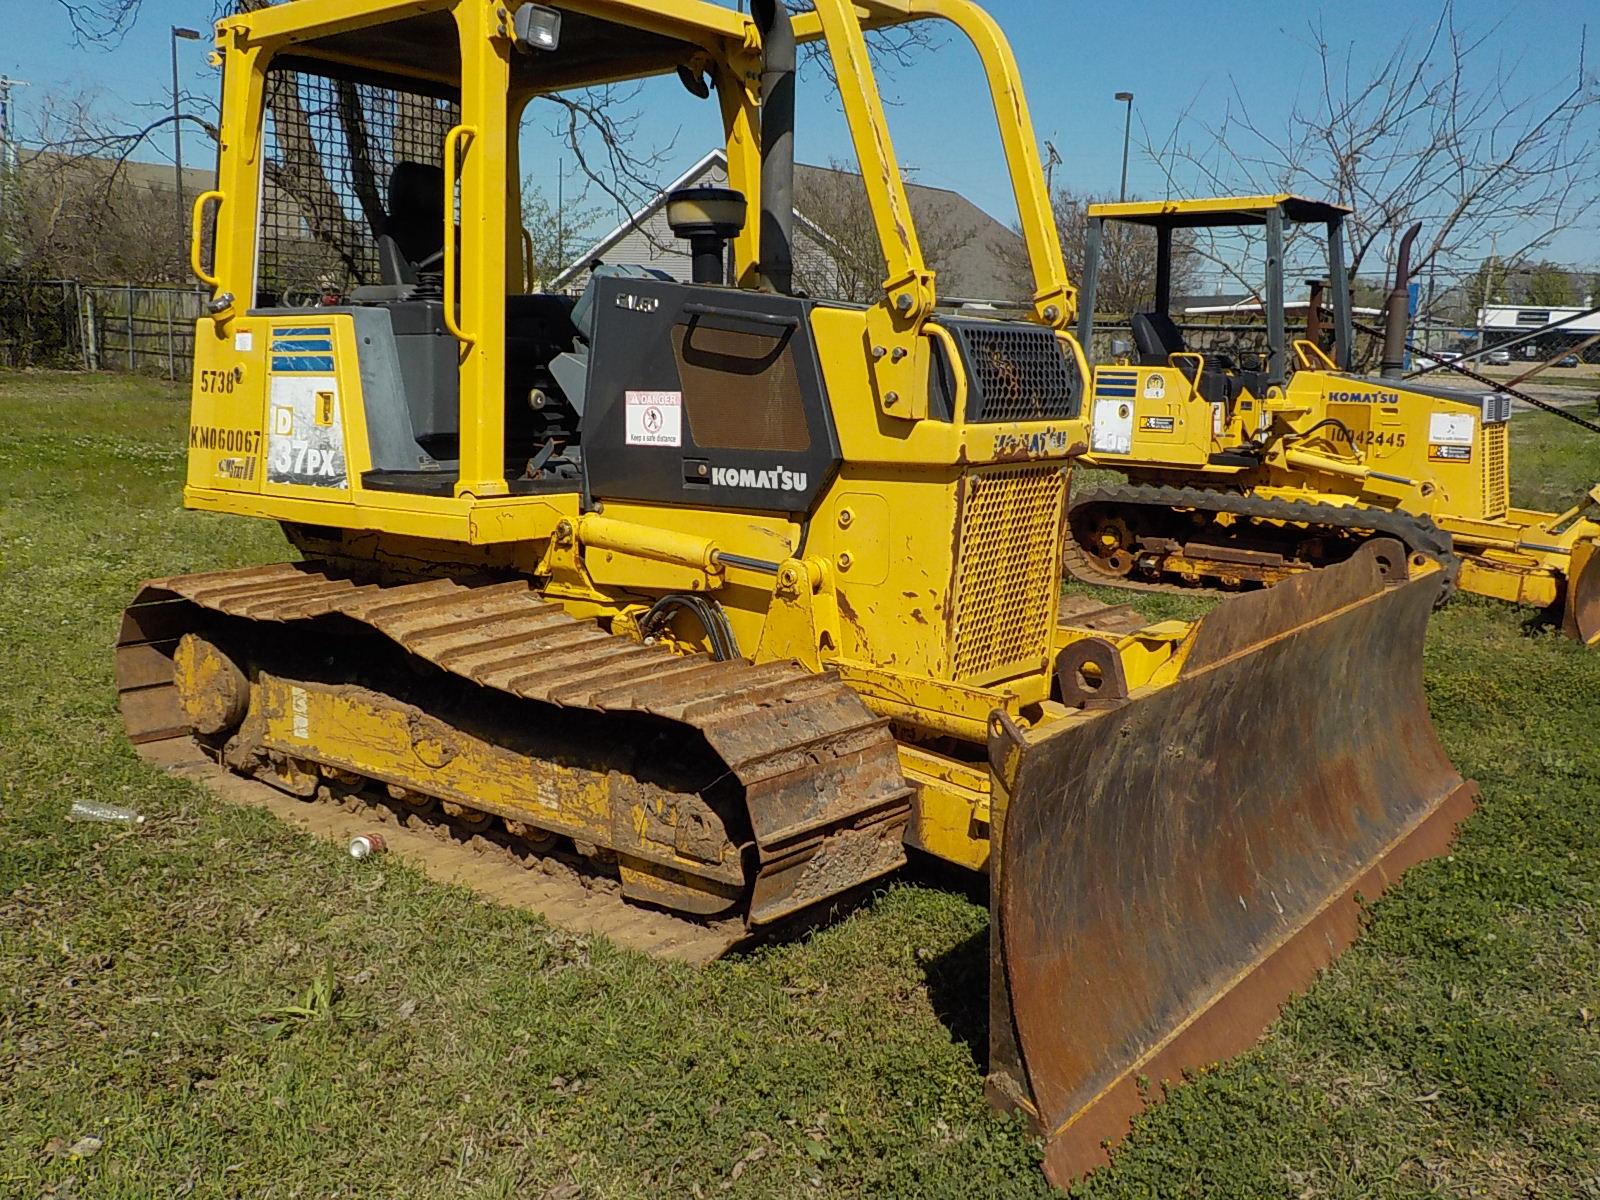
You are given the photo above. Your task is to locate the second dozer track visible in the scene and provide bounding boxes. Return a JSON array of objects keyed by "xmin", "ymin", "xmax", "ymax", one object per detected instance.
[
  {"xmin": 1067, "ymin": 482, "xmax": 1460, "ymax": 596},
  {"xmin": 118, "ymin": 562, "xmax": 913, "ymax": 933}
]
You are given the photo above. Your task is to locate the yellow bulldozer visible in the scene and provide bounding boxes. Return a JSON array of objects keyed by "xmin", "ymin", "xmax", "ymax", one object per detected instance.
[
  {"xmin": 115, "ymin": 0, "xmax": 1476, "ymax": 1184},
  {"xmin": 1069, "ymin": 194, "xmax": 1600, "ymax": 644}
]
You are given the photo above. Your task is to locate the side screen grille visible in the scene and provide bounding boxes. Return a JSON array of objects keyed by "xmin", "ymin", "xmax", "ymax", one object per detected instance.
[
  {"xmin": 1482, "ymin": 422, "xmax": 1509, "ymax": 520},
  {"xmin": 942, "ymin": 320, "xmax": 1083, "ymax": 424},
  {"xmin": 672, "ymin": 322, "xmax": 812, "ymax": 452},
  {"xmin": 951, "ymin": 464, "xmax": 1067, "ymax": 683}
]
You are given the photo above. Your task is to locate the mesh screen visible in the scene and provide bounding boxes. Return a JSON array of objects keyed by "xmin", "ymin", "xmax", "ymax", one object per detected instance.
[
  {"xmin": 258, "ymin": 68, "xmax": 459, "ymax": 303},
  {"xmin": 673, "ymin": 323, "xmax": 811, "ymax": 452},
  {"xmin": 951, "ymin": 464, "xmax": 1066, "ymax": 682},
  {"xmin": 954, "ymin": 324, "xmax": 1082, "ymax": 423},
  {"xmin": 1482, "ymin": 421, "xmax": 1509, "ymax": 520}
]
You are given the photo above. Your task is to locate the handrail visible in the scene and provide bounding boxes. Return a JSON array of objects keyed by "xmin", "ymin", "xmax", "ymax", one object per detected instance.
[
  {"xmin": 1292, "ymin": 337, "xmax": 1339, "ymax": 372},
  {"xmin": 1169, "ymin": 351, "xmax": 1207, "ymax": 404},
  {"xmin": 909, "ymin": 0, "xmax": 1073, "ymax": 328},
  {"xmin": 190, "ymin": 190, "xmax": 224, "ymax": 289},
  {"xmin": 802, "ymin": 0, "xmax": 1075, "ymax": 330},
  {"xmin": 520, "ymin": 227, "xmax": 534, "ymax": 292},
  {"xmin": 807, "ymin": 0, "xmax": 933, "ymax": 323},
  {"xmin": 442, "ymin": 124, "xmax": 477, "ymax": 345}
]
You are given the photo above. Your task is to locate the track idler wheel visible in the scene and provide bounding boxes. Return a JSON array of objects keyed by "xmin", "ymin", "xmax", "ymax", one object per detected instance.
[
  {"xmin": 172, "ymin": 634, "xmax": 249, "ymax": 737},
  {"xmin": 1082, "ymin": 514, "xmax": 1137, "ymax": 577}
]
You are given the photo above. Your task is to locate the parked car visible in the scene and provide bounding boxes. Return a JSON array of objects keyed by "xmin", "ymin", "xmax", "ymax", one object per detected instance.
[
  {"xmin": 1557, "ymin": 354, "xmax": 1581, "ymax": 368},
  {"xmin": 1486, "ymin": 348, "xmax": 1512, "ymax": 365},
  {"xmin": 1415, "ymin": 350, "xmax": 1463, "ymax": 368}
]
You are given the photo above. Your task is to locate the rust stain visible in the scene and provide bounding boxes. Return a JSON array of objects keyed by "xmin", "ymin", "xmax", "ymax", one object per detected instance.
[{"xmin": 986, "ymin": 543, "xmax": 1477, "ymax": 1186}]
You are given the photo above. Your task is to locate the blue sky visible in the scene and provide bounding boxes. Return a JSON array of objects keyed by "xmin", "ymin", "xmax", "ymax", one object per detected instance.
[{"xmin": 7, "ymin": 0, "xmax": 1597, "ymax": 271}]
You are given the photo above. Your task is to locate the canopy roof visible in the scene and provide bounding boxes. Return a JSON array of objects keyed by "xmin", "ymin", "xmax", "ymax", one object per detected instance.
[{"xmin": 1086, "ymin": 194, "xmax": 1352, "ymax": 229}]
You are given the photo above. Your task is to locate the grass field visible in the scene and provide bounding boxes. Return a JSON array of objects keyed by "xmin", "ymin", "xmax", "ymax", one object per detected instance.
[{"xmin": 4, "ymin": 370, "xmax": 1600, "ymax": 1198}]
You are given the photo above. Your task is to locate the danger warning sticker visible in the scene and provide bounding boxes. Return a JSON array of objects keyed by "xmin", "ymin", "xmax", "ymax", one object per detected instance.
[{"xmin": 625, "ymin": 390, "xmax": 682, "ymax": 447}]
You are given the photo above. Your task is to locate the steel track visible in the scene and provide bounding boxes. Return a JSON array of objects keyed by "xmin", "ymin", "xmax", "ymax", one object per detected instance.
[
  {"xmin": 1065, "ymin": 483, "xmax": 1460, "ymax": 598},
  {"xmin": 117, "ymin": 563, "xmax": 913, "ymax": 956}
]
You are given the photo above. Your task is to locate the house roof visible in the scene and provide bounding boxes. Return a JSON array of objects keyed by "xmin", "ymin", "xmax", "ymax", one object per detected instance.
[
  {"xmin": 21, "ymin": 149, "xmax": 215, "ymax": 197},
  {"xmin": 550, "ymin": 147, "xmax": 1026, "ymax": 300}
]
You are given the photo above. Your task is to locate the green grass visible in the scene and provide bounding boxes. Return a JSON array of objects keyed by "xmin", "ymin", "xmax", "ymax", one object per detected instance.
[
  {"xmin": 1505, "ymin": 408, "xmax": 1600, "ymax": 513},
  {"xmin": 4, "ymin": 370, "xmax": 1600, "ymax": 1198}
]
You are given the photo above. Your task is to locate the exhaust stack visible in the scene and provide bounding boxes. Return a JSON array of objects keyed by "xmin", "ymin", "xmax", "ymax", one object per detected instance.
[
  {"xmin": 752, "ymin": 0, "xmax": 795, "ymax": 294},
  {"xmin": 1382, "ymin": 223, "xmax": 1423, "ymax": 378}
]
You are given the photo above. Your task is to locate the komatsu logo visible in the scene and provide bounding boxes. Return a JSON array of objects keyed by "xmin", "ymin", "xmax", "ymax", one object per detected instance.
[
  {"xmin": 1327, "ymin": 389, "xmax": 1401, "ymax": 404},
  {"xmin": 710, "ymin": 464, "xmax": 808, "ymax": 491}
]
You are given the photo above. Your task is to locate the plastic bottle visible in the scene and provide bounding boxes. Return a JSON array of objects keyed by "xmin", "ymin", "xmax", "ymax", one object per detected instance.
[{"xmin": 68, "ymin": 800, "xmax": 146, "ymax": 825}]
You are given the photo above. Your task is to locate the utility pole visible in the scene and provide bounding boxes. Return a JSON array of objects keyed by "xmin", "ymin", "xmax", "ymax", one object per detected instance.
[
  {"xmin": 170, "ymin": 27, "xmax": 203, "ymax": 272},
  {"xmin": 1479, "ymin": 232, "xmax": 1498, "ymax": 349},
  {"xmin": 1114, "ymin": 91, "xmax": 1134, "ymax": 202},
  {"xmin": 0, "ymin": 76, "xmax": 29, "ymax": 268},
  {"xmin": 0, "ymin": 75, "xmax": 26, "ymax": 171},
  {"xmin": 1043, "ymin": 139, "xmax": 1062, "ymax": 195}
]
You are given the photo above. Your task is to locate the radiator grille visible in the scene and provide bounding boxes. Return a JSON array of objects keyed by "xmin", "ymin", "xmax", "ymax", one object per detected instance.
[
  {"xmin": 951, "ymin": 465, "xmax": 1067, "ymax": 682},
  {"xmin": 1482, "ymin": 421, "xmax": 1509, "ymax": 519},
  {"xmin": 947, "ymin": 322, "xmax": 1082, "ymax": 423}
]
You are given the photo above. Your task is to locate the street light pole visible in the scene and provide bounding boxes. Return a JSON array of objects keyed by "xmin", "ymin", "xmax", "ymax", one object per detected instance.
[
  {"xmin": 1114, "ymin": 91, "xmax": 1134, "ymax": 202},
  {"xmin": 170, "ymin": 27, "xmax": 203, "ymax": 270}
]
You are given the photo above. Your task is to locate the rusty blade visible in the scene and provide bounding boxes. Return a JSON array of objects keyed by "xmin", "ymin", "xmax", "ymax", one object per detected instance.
[
  {"xmin": 987, "ymin": 542, "xmax": 1476, "ymax": 1186},
  {"xmin": 1561, "ymin": 538, "xmax": 1600, "ymax": 646}
]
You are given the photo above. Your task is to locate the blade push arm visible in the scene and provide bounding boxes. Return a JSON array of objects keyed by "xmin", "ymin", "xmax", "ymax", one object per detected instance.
[{"xmin": 796, "ymin": 0, "xmax": 1074, "ymax": 331}]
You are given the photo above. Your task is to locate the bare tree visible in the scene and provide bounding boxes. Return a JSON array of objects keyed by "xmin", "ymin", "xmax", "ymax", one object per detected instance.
[
  {"xmin": 3, "ymin": 92, "xmax": 204, "ymax": 282},
  {"xmin": 1049, "ymin": 188, "xmax": 1199, "ymax": 314},
  {"xmin": 791, "ymin": 160, "xmax": 981, "ymax": 302},
  {"xmin": 518, "ymin": 181, "xmax": 604, "ymax": 287},
  {"xmin": 1151, "ymin": 2, "xmax": 1600, "ymax": 322}
]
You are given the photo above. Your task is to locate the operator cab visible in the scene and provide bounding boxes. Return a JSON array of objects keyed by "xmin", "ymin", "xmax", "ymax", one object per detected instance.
[
  {"xmin": 242, "ymin": 4, "xmax": 782, "ymax": 500},
  {"xmin": 1077, "ymin": 194, "xmax": 1356, "ymax": 403}
]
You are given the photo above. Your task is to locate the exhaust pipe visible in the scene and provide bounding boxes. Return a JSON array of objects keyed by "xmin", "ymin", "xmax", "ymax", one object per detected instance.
[
  {"xmin": 752, "ymin": 0, "xmax": 795, "ymax": 295},
  {"xmin": 1381, "ymin": 223, "xmax": 1423, "ymax": 378},
  {"xmin": 1305, "ymin": 278, "xmax": 1326, "ymax": 346}
]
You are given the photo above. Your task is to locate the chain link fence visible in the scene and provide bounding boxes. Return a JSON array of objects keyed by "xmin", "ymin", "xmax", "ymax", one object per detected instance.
[{"xmin": 1087, "ymin": 320, "xmax": 1386, "ymax": 371}]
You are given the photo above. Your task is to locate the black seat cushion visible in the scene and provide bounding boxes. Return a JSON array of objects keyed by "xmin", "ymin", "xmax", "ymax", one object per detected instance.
[
  {"xmin": 385, "ymin": 162, "xmax": 446, "ymax": 269},
  {"xmin": 1131, "ymin": 311, "xmax": 1186, "ymax": 365}
]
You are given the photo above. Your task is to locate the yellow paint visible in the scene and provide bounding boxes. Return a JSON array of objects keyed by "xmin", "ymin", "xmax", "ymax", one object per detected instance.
[
  {"xmin": 899, "ymin": 744, "xmax": 992, "ymax": 870},
  {"xmin": 247, "ymin": 671, "xmax": 744, "ymax": 887},
  {"xmin": 1080, "ymin": 195, "xmax": 1600, "ymax": 618},
  {"xmin": 172, "ymin": 0, "xmax": 1312, "ymax": 886}
]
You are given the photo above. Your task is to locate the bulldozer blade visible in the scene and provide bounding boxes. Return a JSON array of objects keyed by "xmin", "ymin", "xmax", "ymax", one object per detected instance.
[
  {"xmin": 1561, "ymin": 538, "xmax": 1600, "ymax": 646},
  {"xmin": 985, "ymin": 541, "xmax": 1476, "ymax": 1186}
]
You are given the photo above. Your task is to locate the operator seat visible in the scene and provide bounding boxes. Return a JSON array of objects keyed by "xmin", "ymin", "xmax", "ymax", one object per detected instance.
[
  {"xmin": 378, "ymin": 161, "xmax": 445, "ymax": 286},
  {"xmin": 1131, "ymin": 310, "xmax": 1239, "ymax": 405},
  {"xmin": 1131, "ymin": 311, "xmax": 1187, "ymax": 366}
]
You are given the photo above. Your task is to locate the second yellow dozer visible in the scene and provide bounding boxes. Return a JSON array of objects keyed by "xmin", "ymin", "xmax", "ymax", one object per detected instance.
[
  {"xmin": 1070, "ymin": 195, "xmax": 1600, "ymax": 644},
  {"xmin": 115, "ymin": 0, "xmax": 1475, "ymax": 1184}
]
